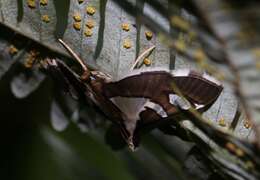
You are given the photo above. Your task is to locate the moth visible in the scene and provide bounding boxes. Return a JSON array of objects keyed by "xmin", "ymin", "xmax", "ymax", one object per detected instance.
[{"xmin": 43, "ymin": 39, "xmax": 223, "ymax": 150}]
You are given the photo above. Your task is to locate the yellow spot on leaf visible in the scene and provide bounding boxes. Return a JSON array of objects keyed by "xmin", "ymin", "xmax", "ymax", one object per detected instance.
[
  {"xmin": 24, "ymin": 61, "xmax": 33, "ymax": 68},
  {"xmin": 235, "ymin": 148, "xmax": 244, "ymax": 157},
  {"xmin": 84, "ymin": 29, "xmax": 93, "ymax": 37},
  {"xmin": 174, "ymin": 40, "xmax": 186, "ymax": 53},
  {"xmin": 256, "ymin": 61, "xmax": 260, "ymax": 70},
  {"xmin": 215, "ymin": 72, "xmax": 225, "ymax": 81},
  {"xmin": 40, "ymin": 0, "xmax": 48, "ymax": 6},
  {"xmin": 9, "ymin": 45, "xmax": 18, "ymax": 55},
  {"xmin": 188, "ymin": 31, "xmax": 197, "ymax": 41},
  {"xmin": 143, "ymin": 58, "xmax": 151, "ymax": 66},
  {"xmin": 145, "ymin": 31, "xmax": 153, "ymax": 40},
  {"xmin": 73, "ymin": 22, "xmax": 81, "ymax": 31},
  {"xmin": 225, "ymin": 142, "xmax": 244, "ymax": 157},
  {"xmin": 27, "ymin": 0, "xmax": 36, "ymax": 8},
  {"xmin": 225, "ymin": 142, "xmax": 236, "ymax": 152},
  {"xmin": 86, "ymin": 20, "xmax": 95, "ymax": 28},
  {"xmin": 73, "ymin": 13, "xmax": 82, "ymax": 22},
  {"xmin": 86, "ymin": 6, "xmax": 96, "ymax": 15},
  {"xmin": 123, "ymin": 39, "xmax": 132, "ymax": 49},
  {"xmin": 121, "ymin": 23, "xmax": 130, "ymax": 31},
  {"xmin": 197, "ymin": 60, "xmax": 207, "ymax": 69},
  {"xmin": 24, "ymin": 50, "xmax": 39, "ymax": 68},
  {"xmin": 24, "ymin": 63, "xmax": 32, "ymax": 68},
  {"xmin": 30, "ymin": 50, "xmax": 39, "ymax": 57},
  {"xmin": 41, "ymin": 15, "xmax": 50, "ymax": 23},
  {"xmin": 252, "ymin": 47, "xmax": 260, "ymax": 58},
  {"xmin": 218, "ymin": 118, "xmax": 226, "ymax": 127},
  {"xmin": 194, "ymin": 49, "xmax": 206, "ymax": 62},
  {"xmin": 171, "ymin": 15, "xmax": 190, "ymax": 31},
  {"xmin": 243, "ymin": 120, "xmax": 251, "ymax": 129},
  {"xmin": 245, "ymin": 161, "xmax": 255, "ymax": 170}
]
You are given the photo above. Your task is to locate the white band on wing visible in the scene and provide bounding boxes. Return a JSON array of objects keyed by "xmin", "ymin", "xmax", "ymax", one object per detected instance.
[
  {"xmin": 169, "ymin": 94, "xmax": 205, "ymax": 110},
  {"xmin": 169, "ymin": 94, "xmax": 191, "ymax": 110},
  {"xmin": 143, "ymin": 101, "xmax": 168, "ymax": 118}
]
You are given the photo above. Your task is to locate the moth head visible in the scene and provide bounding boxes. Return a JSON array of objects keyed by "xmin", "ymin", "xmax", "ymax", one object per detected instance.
[{"xmin": 91, "ymin": 71, "xmax": 112, "ymax": 83}]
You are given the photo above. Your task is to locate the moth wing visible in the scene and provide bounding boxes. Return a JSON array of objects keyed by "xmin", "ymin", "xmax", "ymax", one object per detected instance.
[
  {"xmin": 103, "ymin": 69, "xmax": 223, "ymax": 148},
  {"xmin": 103, "ymin": 69, "xmax": 223, "ymax": 114}
]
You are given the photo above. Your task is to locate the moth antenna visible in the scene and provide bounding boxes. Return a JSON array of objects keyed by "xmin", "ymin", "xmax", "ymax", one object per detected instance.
[
  {"xmin": 131, "ymin": 45, "xmax": 155, "ymax": 70},
  {"xmin": 58, "ymin": 39, "xmax": 88, "ymax": 72}
]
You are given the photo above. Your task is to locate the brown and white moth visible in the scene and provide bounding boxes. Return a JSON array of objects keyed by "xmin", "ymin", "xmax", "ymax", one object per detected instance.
[{"xmin": 43, "ymin": 39, "xmax": 223, "ymax": 150}]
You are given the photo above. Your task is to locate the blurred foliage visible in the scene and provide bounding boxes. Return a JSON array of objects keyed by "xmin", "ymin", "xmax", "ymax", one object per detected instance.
[{"xmin": 0, "ymin": 0, "xmax": 260, "ymax": 179}]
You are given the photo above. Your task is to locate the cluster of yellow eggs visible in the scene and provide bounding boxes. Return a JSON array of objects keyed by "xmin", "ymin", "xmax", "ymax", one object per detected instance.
[{"xmin": 72, "ymin": 2, "xmax": 96, "ymax": 38}]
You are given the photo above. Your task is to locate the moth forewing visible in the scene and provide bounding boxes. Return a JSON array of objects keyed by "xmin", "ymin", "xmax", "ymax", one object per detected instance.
[{"xmin": 101, "ymin": 68, "xmax": 222, "ymax": 149}]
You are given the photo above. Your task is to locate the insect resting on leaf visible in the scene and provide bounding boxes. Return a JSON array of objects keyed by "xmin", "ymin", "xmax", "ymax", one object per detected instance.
[{"xmin": 43, "ymin": 39, "xmax": 223, "ymax": 151}]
